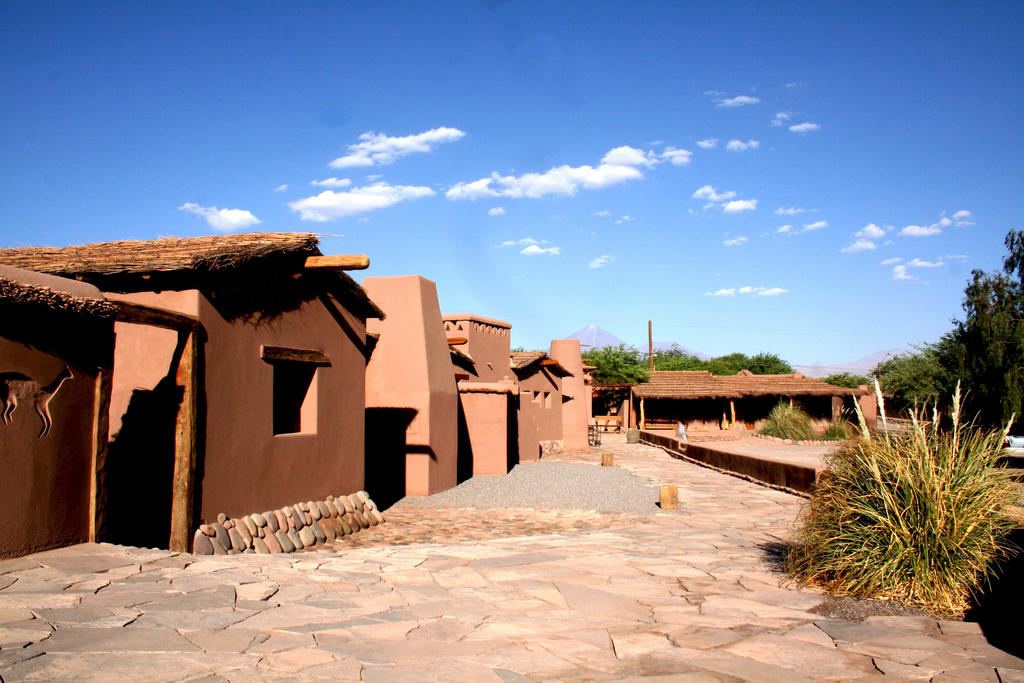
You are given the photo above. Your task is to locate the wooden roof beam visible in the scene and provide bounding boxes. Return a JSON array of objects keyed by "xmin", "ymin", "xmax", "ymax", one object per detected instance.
[{"xmin": 304, "ymin": 254, "xmax": 370, "ymax": 271}]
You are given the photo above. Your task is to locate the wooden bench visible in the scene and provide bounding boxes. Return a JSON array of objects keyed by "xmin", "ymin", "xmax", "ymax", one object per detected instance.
[{"xmin": 593, "ymin": 415, "xmax": 622, "ymax": 433}]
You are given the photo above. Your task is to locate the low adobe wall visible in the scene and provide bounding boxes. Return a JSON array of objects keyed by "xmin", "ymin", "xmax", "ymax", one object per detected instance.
[
  {"xmin": 192, "ymin": 491, "xmax": 384, "ymax": 555},
  {"xmin": 640, "ymin": 430, "xmax": 823, "ymax": 493}
]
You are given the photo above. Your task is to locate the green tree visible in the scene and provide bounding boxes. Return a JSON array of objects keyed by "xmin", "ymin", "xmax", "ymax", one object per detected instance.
[
  {"xmin": 823, "ymin": 372, "xmax": 871, "ymax": 388},
  {"xmin": 872, "ymin": 347, "xmax": 947, "ymax": 415},
  {"xmin": 652, "ymin": 345, "xmax": 705, "ymax": 371},
  {"xmin": 582, "ymin": 344, "xmax": 650, "ymax": 384},
  {"xmin": 938, "ymin": 230, "xmax": 1024, "ymax": 427},
  {"xmin": 747, "ymin": 352, "xmax": 794, "ymax": 375}
]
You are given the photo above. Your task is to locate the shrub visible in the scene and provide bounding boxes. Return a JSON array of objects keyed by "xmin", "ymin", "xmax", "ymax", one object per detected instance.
[
  {"xmin": 760, "ymin": 401, "xmax": 815, "ymax": 441},
  {"xmin": 821, "ymin": 416, "xmax": 853, "ymax": 441},
  {"xmin": 788, "ymin": 383, "xmax": 1020, "ymax": 615}
]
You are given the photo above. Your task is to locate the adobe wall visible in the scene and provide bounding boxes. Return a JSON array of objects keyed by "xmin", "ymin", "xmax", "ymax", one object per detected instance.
[
  {"xmin": 549, "ymin": 339, "xmax": 588, "ymax": 450},
  {"xmin": 516, "ymin": 369, "xmax": 562, "ymax": 461},
  {"xmin": 441, "ymin": 314, "xmax": 512, "ymax": 382},
  {"xmin": 457, "ymin": 382, "xmax": 516, "ymax": 475},
  {"xmin": 365, "ymin": 276, "xmax": 458, "ymax": 496},
  {"xmin": 104, "ymin": 289, "xmax": 367, "ymax": 545},
  {"xmin": 0, "ymin": 339, "xmax": 97, "ymax": 558}
]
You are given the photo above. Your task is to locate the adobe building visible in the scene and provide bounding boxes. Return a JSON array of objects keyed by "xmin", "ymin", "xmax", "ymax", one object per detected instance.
[
  {"xmin": 442, "ymin": 314, "xmax": 518, "ymax": 477},
  {"xmin": 549, "ymin": 339, "xmax": 589, "ymax": 450},
  {"xmin": 0, "ymin": 265, "xmax": 116, "ymax": 558},
  {"xmin": 364, "ymin": 276, "xmax": 459, "ymax": 502},
  {"xmin": 511, "ymin": 350, "xmax": 571, "ymax": 461},
  {"xmin": 0, "ymin": 233, "xmax": 381, "ymax": 552},
  {"xmin": 631, "ymin": 370, "xmax": 876, "ymax": 433}
]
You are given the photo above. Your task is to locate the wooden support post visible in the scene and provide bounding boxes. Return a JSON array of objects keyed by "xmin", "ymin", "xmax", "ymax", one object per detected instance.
[
  {"xmin": 640, "ymin": 397, "xmax": 646, "ymax": 430},
  {"xmin": 169, "ymin": 330, "xmax": 200, "ymax": 553},
  {"xmin": 659, "ymin": 485, "xmax": 679, "ymax": 509},
  {"xmin": 729, "ymin": 400, "xmax": 736, "ymax": 429},
  {"xmin": 601, "ymin": 452, "xmax": 614, "ymax": 467},
  {"xmin": 89, "ymin": 367, "xmax": 113, "ymax": 542}
]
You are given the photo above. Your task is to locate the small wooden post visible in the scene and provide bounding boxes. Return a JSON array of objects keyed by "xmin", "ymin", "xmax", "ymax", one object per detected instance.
[
  {"xmin": 169, "ymin": 330, "xmax": 199, "ymax": 553},
  {"xmin": 640, "ymin": 397, "xmax": 646, "ymax": 430},
  {"xmin": 729, "ymin": 400, "xmax": 736, "ymax": 428},
  {"xmin": 659, "ymin": 485, "xmax": 679, "ymax": 509},
  {"xmin": 601, "ymin": 452, "xmax": 614, "ymax": 467},
  {"xmin": 89, "ymin": 367, "xmax": 113, "ymax": 542}
]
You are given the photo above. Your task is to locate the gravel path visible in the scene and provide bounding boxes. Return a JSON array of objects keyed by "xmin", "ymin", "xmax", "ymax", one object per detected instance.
[{"xmin": 393, "ymin": 461, "xmax": 660, "ymax": 515}]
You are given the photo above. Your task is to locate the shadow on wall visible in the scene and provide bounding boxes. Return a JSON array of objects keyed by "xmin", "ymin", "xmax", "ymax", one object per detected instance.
[
  {"xmin": 103, "ymin": 377, "xmax": 181, "ymax": 549},
  {"xmin": 967, "ymin": 527, "xmax": 1024, "ymax": 658},
  {"xmin": 456, "ymin": 401, "xmax": 472, "ymax": 484},
  {"xmin": 365, "ymin": 407, "xmax": 417, "ymax": 511}
]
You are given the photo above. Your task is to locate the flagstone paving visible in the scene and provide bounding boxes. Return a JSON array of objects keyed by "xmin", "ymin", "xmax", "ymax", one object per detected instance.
[{"xmin": 2, "ymin": 435, "xmax": 1023, "ymax": 681}]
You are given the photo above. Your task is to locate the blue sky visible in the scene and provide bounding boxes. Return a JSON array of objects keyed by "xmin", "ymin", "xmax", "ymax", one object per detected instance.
[{"xmin": 2, "ymin": 1, "xmax": 1022, "ymax": 365}]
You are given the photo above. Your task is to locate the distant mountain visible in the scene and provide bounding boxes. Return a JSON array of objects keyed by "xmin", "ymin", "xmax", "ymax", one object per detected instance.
[
  {"xmin": 566, "ymin": 325, "xmax": 626, "ymax": 350},
  {"xmin": 794, "ymin": 348, "xmax": 909, "ymax": 378}
]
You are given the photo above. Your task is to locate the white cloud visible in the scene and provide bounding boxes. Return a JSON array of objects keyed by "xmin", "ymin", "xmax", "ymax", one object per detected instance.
[
  {"xmin": 726, "ymin": 139, "xmax": 760, "ymax": 152},
  {"xmin": 952, "ymin": 210, "xmax": 975, "ymax": 226},
  {"xmin": 488, "ymin": 206, "xmax": 506, "ymax": 216},
  {"xmin": 841, "ymin": 239, "xmax": 876, "ymax": 254},
  {"xmin": 803, "ymin": 220, "xmax": 828, "ymax": 231},
  {"xmin": 288, "ymin": 182, "xmax": 435, "ymax": 221},
  {"xmin": 692, "ymin": 185, "xmax": 736, "ymax": 202},
  {"xmin": 660, "ymin": 147, "xmax": 693, "ymax": 166},
  {"xmin": 521, "ymin": 244, "xmax": 561, "ymax": 256},
  {"xmin": 593, "ymin": 210, "xmax": 611, "ymax": 217},
  {"xmin": 310, "ymin": 177, "xmax": 352, "ymax": 188},
  {"xmin": 900, "ymin": 224, "xmax": 942, "ymax": 237},
  {"xmin": 696, "ymin": 138, "xmax": 718, "ymax": 149},
  {"xmin": 881, "ymin": 257, "xmax": 903, "ymax": 265},
  {"xmin": 723, "ymin": 199, "xmax": 757, "ymax": 213},
  {"xmin": 273, "ymin": 184, "xmax": 288, "ymax": 192},
  {"xmin": 908, "ymin": 258, "xmax": 943, "ymax": 268},
  {"xmin": 602, "ymin": 145, "xmax": 656, "ymax": 167},
  {"xmin": 775, "ymin": 207, "xmax": 810, "ymax": 215},
  {"xmin": 501, "ymin": 237, "xmax": 539, "ymax": 247},
  {"xmin": 892, "ymin": 265, "xmax": 915, "ymax": 280},
  {"xmin": 178, "ymin": 203, "xmax": 261, "ymax": 232},
  {"xmin": 329, "ymin": 126, "xmax": 466, "ymax": 168},
  {"xmin": 771, "ymin": 112, "xmax": 792, "ymax": 127},
  {"xmin": 945, "ymin": 254, "xmax": 968, "ymax": 260},
  {"xmin": 858, "ymin": 223, "xmax": 888, "ymax": 240},
  {"xmin": 775, "ymin": 225, "xmax": 793, "ymax": 234},
  {"xmin": 717, "ymin": 95, "xmax": 761, "ymax": 108},
  {"xmin": 706, "ymin": 285, "xmax": 787, "ymax": 297},
  {"xmin": 789, "ymin": 122, "xmax": 820, "ymax": 133},
  {"xmin": 446, "ymin": 145, "xmax": 649, "ymax": 200},
  {"xmin": 615, "ymin": 215, "xmax": 635, "ymax": 224},
  {"xmin": 723, "ymin": 236, "xmax": 748, "ymax": 246},
  {"xmin": 589, "ymin": 254, "xmax": 614, "ymax": 269}
]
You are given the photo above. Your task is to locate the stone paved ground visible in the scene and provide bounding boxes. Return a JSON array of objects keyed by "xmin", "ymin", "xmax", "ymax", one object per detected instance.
[{"xmin": 2, "ymin": 436, "xmax": 1023, "ymax": 682}]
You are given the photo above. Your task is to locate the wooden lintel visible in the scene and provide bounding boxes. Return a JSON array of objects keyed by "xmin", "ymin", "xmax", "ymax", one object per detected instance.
[
  {"xmin": 540, "ymin": 359, "xmax": 558, "ymax": 366},
  {"xmin": 304, "ymin": 254, "xmax": 370, "ymax": 271},
  {"xmin": 260, "ymin": 344, "xmax": 332, "ymax": 366},
  {"xmin": 113, "ymin": 300, "xmax": 202, "ymax": 333},
  {"xmin": 446, "ymin": 337, "xmax": 468, "ymax": 345}
]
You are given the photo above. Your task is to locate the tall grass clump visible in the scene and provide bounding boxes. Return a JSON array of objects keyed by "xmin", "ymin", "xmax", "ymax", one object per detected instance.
[
  {"xmin": 822, "ymin": 416, "xmax": 854, "ymax": 441},
  {"xmin": 788, "ymin": 382, "xmax": 1020, "ymax": 615},
  {"xmin": 760, "ymin": 401, "xmax": 815, "ymax": 441}
]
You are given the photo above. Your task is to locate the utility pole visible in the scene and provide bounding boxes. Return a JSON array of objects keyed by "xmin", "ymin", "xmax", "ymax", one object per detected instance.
[{"xmin": 648, "ymin": 320, "xmax": 654, "ymax": 371}]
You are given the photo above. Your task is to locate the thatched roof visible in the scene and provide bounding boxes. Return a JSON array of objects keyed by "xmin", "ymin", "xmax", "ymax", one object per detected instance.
[
  {"xmin": 0, "ymin": 232, "xmax": 382, "ymax": 319},
  {"xmin": 632, "ymin": 370, "xmax": 867, "ymax": 400},
  {"xmin": 0, "ymin": 265, "xmax": 116, "ymax": 320},
  {"xmin": 510, "ymin": 351, "xmax": 571, "ymax": 377},
  {"xmin": 0, "ymin": 232, "xmax": 319, "ymax": 278}
]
